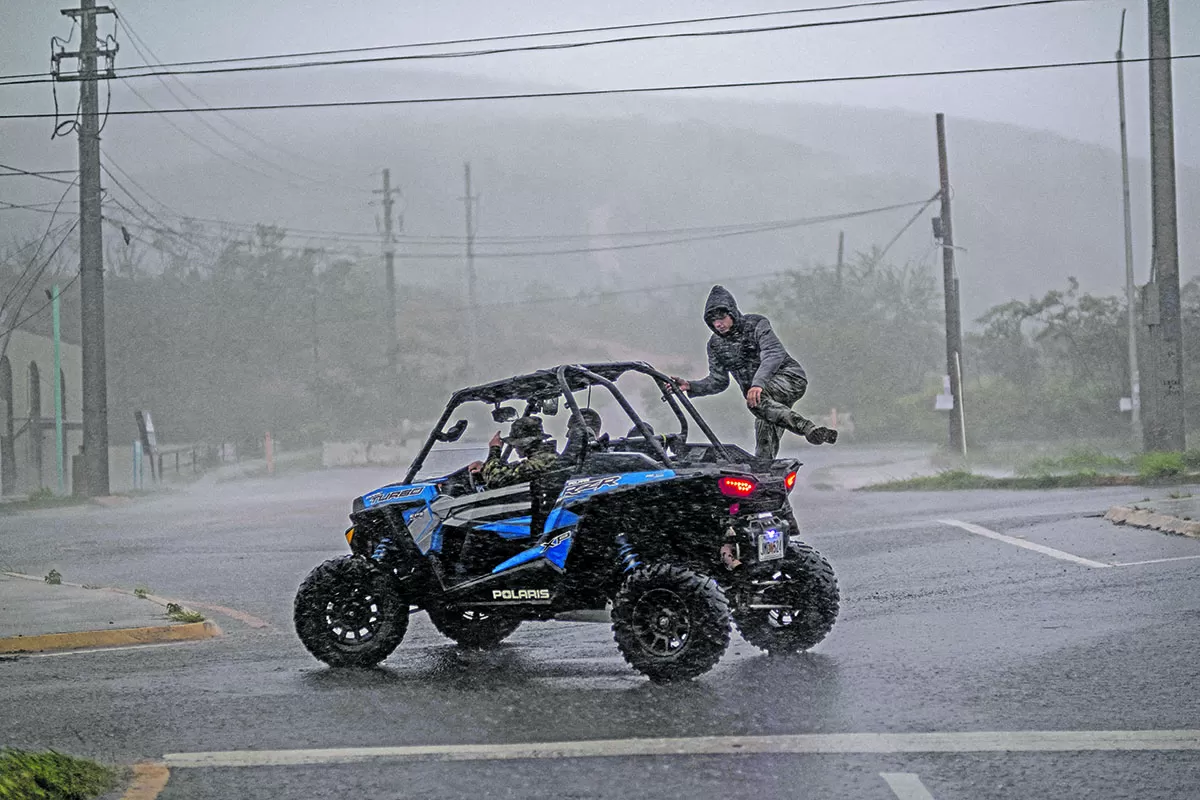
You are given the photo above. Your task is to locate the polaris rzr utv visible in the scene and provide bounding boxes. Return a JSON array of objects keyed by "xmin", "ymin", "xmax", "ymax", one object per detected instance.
[{"xmin": 294, "ymin": 361, "xmax": 838, "ymax": 682}]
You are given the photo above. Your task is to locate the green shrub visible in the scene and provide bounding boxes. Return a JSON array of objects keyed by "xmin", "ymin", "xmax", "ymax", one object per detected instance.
[
  {"xmin": 0, "ymin": 748, "xmax": 117, "ymax": 800},
  {"xmin": 1136, "ymin": 451, "xmax": 1187, "ymax": 479}
]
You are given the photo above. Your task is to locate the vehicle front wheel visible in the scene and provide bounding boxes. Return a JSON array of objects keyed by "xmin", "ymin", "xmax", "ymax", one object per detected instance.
[
  {"xmin": 611, "ymin": 563, "xmax": 730, "ymax": 683},
  {"xmin": 426, "ymin": 606, "xmax": 522, "ymax": 649},
  {"xmin": 731, "ymin": 542, "xmax": 839, "ymax": 654},
  {"xmin": 294, "ymin": 555, "xmax": 409, "ymax": 667}
]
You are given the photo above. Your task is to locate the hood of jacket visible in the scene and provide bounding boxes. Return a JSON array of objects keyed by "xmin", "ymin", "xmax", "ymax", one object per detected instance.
[{"xmin": 703, "ymin": 285, "xmax": 743, "ymax": 335}]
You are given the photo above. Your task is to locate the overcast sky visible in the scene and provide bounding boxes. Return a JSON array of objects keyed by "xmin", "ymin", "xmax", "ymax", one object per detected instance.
[{"xmin": 1, "ymin": 0, "xmax": 1197, "ymax": 168}]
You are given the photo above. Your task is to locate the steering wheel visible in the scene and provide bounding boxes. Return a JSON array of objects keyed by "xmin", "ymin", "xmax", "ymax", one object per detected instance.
[{"xmin": 467, "ymin": 467, "xmax": 482, "ymax": 493}]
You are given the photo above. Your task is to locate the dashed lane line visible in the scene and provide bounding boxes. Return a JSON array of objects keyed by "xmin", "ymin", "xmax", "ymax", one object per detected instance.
[
  {"xmin": 938, "ymin": 519, "xmax": 1111, "ymax": 568},
  {"xmin": 163, "ymin": 730, "xmax": 1200, "ymax": 768},
  {"xmin": 1110, "ymin": 554, "xmax": 1200, "ymax": 567},
  {"xmin": 881, "ymin": 773, "xmax": 936, "ymax": 800}
]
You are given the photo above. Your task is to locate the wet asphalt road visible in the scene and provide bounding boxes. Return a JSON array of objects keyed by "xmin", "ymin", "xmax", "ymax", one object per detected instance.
[{"xmin": 1, "ymin": 462, "xmax": 1199, "ymax": 799}]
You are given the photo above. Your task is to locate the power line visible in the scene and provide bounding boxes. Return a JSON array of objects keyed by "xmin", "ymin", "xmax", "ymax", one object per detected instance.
[
  {"xmin": 10, "ymin": 0, "xmax": 942, "ymax": 79},
  {"xmin": 0, "ymin": 0, "xmax": 1077, "ymax": 84},
  {"xmin": 876, "ymin": 190, "xmax": 941, "ymax": 261},
  {"xmin": 106, "ymin": 197, "xmax": 932, "ymax": 261},
  {"xmin": 0, "ymin": 200, "xmax": 78, "ymax": 212},
  {"xmin": 112, "ymin": 13, "xmax": 369, "ymax": 194},
  {"xmin": 0, "ymin": 164, "xmax": 78, "ymax": 185},
  {"xmin": 0, "ymin": 181, "xmax": 78, "ymax": 327},
  {"xmin": 9, "ymin": 0, "xmax": 1090, "ymax": 85},
  {"xmin": 3, "ymin": 51, "xmax": 1194, "ymax": 121},
  {"xmin": 125, "ymin": 201, "xmax": 931, "ymax": 245}
]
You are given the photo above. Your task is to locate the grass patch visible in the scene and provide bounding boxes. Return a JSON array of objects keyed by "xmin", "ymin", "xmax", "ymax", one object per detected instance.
[
  {"xmin": 1018, "ymin": 446, "xmax": 1130, "ymax": 477},
  {"xmin": 862, "ymin": 469, "xmax": 1144, "ymax": 491},
  {"xmin": 1136, "ymin": 451, "xmax": 1188, "ymax": 480},
  {"xmin": 132, "ymin": 587, "xmax": 150, "ymax": 599},
  {"xmin": 0, "ymin": 748, "xmax": 118, "ymax": 800},
  {"xmin": 165, "ymin": 602, "xmax": 205, "ymax": 623}
]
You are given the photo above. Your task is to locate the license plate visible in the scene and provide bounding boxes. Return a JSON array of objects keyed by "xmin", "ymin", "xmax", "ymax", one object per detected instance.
[{"xmin": 758, "ymin": 528, "xmax": 784, "ymax": 561}]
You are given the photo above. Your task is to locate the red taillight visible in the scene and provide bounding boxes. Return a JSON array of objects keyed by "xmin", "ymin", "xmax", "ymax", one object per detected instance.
[
  {"xmin": 718, "ymin": 476, "xmax": 757, "ymax": 497},
  {"xmin": 784, "ymin": 471, "xmax": 797, "ymax": 491}
]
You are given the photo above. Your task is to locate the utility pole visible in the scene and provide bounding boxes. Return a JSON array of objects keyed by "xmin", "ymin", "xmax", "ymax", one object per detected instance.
[
  {"xmin": 51, "ymin": 285, "xmax": 64, "ymax": 493},
  {"xmin": 462, "ymin": 162, "xmax": 479, "ymax": 384},
  {"xmin": 935, "ymin": 113, "xmax": 966, "ymax": 456},
  {"xmin": 375, "ymin": 169, "xmax": 400, "ymax": 372},
  {"xmin": 56, "ymin": 0, "xmax": 115, "ymax": 496},
  {"xmin": 1116, "ymin": 10, "xmax": 1142, "ymax": 446},
  {"xmin": 835, "ymin": 230, "xmax": 845, "ymax": 297},
  {"xmin": 1144, "ymin": 0, "xmax": 1186, "ymax": 451}
]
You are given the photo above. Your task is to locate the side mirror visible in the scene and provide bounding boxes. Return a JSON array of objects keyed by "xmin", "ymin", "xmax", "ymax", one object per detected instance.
[
  {"xmin": 492, "ymin": 406, "xmax": 518, "ymax": 423},
  {"xmin": 435, "ymin": 419, "xmax": 468, "ymax": 442},
  {"xmin": 540, "ymin": 397, "xmax": 559, "ymax": 416}
]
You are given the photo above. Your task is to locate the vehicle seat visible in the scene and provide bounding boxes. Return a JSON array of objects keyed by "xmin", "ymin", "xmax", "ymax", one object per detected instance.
[{"xmin": 529, "ymin": 466, "xmax": 574, "ymax": 543}]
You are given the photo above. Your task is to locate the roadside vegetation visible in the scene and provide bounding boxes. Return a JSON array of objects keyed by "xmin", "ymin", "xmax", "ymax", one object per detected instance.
[
  {"xmin": 864, "ymin": 448, "xmax": 1200, "ymax": 491},
  {"xmin": 0, "ymin": 749, "xmax": 118, "ymax": 800}
]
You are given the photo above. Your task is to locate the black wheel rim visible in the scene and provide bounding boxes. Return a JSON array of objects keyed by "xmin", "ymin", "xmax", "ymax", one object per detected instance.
[
  {"xmin": 322, "ymin": 583, "xmax": 384, "ymax": 646},
  {"xmin": 758, "ymin": 570, "xmax": 818, "ymax": 630},
  {"xmin": 630, "ymin": 588, "xmax": 692, "ymax": 658}
]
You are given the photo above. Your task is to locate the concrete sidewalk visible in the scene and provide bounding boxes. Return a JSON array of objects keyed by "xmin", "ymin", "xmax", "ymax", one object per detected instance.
[{"xmin": 0, "ymin": 571, "xmax": 219, "ymax": 655}]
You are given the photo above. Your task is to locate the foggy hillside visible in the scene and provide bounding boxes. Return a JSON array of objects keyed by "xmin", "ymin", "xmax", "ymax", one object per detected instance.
[{"xmin": 5, "ymin": 67, "xmax": 1195, "ymax": 329}]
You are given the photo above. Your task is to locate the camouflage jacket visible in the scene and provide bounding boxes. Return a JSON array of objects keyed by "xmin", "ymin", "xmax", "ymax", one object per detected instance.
[{"xmin": 480, "ymin": 444, "xmax": 558, "ymax": 490}]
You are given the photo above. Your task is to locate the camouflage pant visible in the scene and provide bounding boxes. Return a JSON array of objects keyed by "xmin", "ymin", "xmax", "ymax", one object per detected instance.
[{"xmin": 749, "ymin": 370, "xmax": 813, "ymax": 460}]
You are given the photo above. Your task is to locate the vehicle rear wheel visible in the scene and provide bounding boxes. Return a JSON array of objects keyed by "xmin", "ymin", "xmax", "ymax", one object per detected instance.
[
  {"xmin": 611, "ymin": 563, "xmax": 730, "ymax": 683},
  {"xmin": 732, "ymin": 542, "xmax": 839, "ymax": 654},
  {"xmin": 427, "ymin": 606, "xmax": 522, "ymax": 649},
  {"xmin": 294, "ymin": 555, "xmax": 409, "ymax": 667}
]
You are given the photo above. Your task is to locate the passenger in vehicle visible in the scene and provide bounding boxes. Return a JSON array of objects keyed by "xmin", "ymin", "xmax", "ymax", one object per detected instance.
[
  {"xmin": 468, "ymin": 415, "xmax": 559, "ymax": 489},
  {"xmin": 561, "ymin": 408, "xmax": 605, "ymax": 463}
]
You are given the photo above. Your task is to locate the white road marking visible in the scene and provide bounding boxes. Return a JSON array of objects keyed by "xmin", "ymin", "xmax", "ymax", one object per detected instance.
[
  {"xmin": 19, "ymin": 641, "xmax": 205, "ymax": 658},
  {"xmin": 881, "ymin": 772, "xmax": 936, "ymax": 800},
  {"xmin": 938, "ymin": 519, "xmax": 1112, "ymax": 568},
  {"xmin": 1111, "ymin": 554, "xmax": 1200, "ymax": 567},
  {"xmin": 163, "ymin": 729, "xmax": 1200, "ymax": 768}
]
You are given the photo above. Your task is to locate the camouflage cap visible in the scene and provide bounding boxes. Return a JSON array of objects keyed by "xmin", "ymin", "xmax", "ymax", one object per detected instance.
[{"xmin": 502, "ymin": 415, "xmax": 552, "ymax": 446}]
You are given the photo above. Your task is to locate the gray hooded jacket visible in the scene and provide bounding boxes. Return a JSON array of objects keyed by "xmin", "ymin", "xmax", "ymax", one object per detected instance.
[{"xmin": 686, "ymin": 285, "xmax": 806, "ymax": 398}]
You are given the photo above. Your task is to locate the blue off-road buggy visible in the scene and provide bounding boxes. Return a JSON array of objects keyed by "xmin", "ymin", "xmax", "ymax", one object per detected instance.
[{"xmin": 294, "ymin": 362, "xmax": 839, "ymax": 682}]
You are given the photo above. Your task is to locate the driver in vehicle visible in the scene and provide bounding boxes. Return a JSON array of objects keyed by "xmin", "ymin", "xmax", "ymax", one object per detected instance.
[
  {"xmin": 561, "ymin": 407, "xmax": 605, "ymax": 463},
  {"xmin": 468, "ymin": 415, "xmax": 559, "ymax": 490}
]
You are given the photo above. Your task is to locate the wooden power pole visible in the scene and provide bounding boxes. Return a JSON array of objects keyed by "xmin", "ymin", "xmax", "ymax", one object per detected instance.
[
  {"xmin": 935, "ymin": 113, "xmax": 966, "ymax": 456},
  {"xmin": 1143, "ymin": 0, "xmax": 1186, "ymax": 451},
  {"xmin": 57, "ymin": 0, "xmax": 115, "ymax": 496},
  {"xmin": 462, "ymin": 162, "xmax": 479, "ymax": 384},
  {"xmin": 376, "ymin": 168, "xmax": 400, "ymax": 372}
]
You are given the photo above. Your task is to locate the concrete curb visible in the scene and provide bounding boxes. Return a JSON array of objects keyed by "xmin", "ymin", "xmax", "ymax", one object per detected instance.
[
  {"xmin": 0, "ymin": 620, "xmax": 220, "ymax": 655},
  {"xmin": 0, "ymin": 571, "xmax": 224, "ymax": 654},
  {"xmin": 117, "ymin": 762, "xmax": 171, "ymax": 800},
  {"xmin": 1105, "ymin": 505, "xmax": 1200, "ymax": 539}
]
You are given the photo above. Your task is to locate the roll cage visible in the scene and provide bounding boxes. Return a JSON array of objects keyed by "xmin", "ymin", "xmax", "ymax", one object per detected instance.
[{"xmin": 402, "ymin": 361, "xmax": 737, "ymax": 484}]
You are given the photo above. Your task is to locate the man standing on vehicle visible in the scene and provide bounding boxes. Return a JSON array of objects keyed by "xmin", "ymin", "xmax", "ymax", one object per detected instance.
[
  {"xmin": 469, "ymin": 415, "xmax": 559, "ymax": 489},
  {"xmin": 673, "ymin": 285, "xmax": 837, "ymax": 460}
]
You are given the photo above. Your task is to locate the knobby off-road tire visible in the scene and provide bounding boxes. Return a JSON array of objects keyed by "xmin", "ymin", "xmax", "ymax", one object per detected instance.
[
  {"xmin": 611, "ymin": 563, "xmax": 731, "ymax": 683},
  {"xmin": 426, "ymin": 607, "xmax": 522, "ymax": 649},
  {"xmin": 732, "ymin": 541, "xmax": 839, "ymax": 654},
  {"xmin": 294, "ymin": 555, "xmax": 409, "ymax": 667}
]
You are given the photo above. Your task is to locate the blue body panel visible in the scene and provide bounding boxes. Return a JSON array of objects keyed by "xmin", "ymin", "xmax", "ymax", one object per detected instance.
[
  {"xmin": 362, "ymin": 482, "xmax": 437, "ymax": 509},
  {"xmin": 362, "ymin": 469, "xmax": 676, "ymax": 574}
]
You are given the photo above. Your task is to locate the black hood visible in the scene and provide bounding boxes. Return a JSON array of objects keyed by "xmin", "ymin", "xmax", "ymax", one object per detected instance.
[{"xmin": 703, "ymin": 285, "xmax": 742, "ymax": 334}]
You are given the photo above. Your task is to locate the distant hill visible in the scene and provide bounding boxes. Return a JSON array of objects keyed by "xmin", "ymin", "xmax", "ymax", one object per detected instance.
[{"xmin": 5, "ymin": 67, "xmax": 1194, "ymax": 327}]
